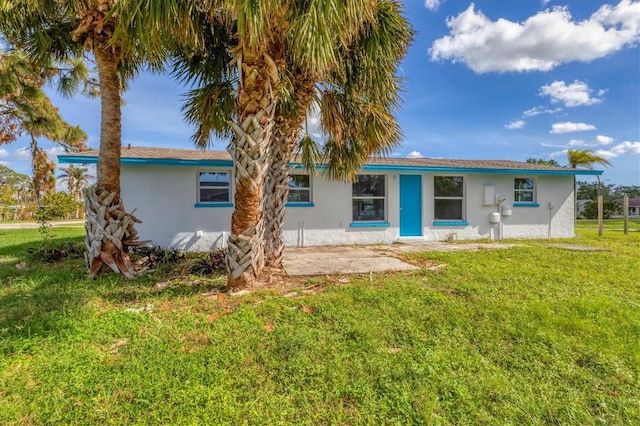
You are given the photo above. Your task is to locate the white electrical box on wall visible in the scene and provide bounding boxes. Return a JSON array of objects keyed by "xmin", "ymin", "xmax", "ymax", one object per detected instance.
[
  {"xmin": 484, "ymin": 185, "xmax": 495, "ymax": 205},
  {"xmin": 489, "ymin": 212, "xmax": 501, "ymax": 223},
  {"xmin": 495, "ymin": 194, "xmax": 507, "ymax": 204}
]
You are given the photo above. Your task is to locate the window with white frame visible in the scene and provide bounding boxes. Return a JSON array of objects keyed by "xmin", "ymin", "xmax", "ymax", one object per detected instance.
[
  {"xmin": 352, "ymin": 174, "xmax": 386, "ymax": 221},
  {"xmin": 287, "ymin": 174, "xmax": 311, "ymax": 203},
  {"xmin": 434, "ymin": 176, "xmax": 464, "ymax": 220},
  {"xmin": 198, "ymin": 171, "xmax": 231, "ymax": 203},
  {"xmin": 514, "ymin": 178, "xmax": 535, "ymax": 203}
]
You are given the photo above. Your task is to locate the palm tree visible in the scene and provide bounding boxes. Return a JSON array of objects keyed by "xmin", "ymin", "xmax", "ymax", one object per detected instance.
[
  {"xmin": 31, "ymin": 142, "xmax": 57, "ymax": 203},
  {"xmin": 58, "ymin": 165, "xmax": 78, "ymax": 198},
  {"xmin": 58, "ymin": 164, "xmax": 94, "ymax": 218},
  {"xmin": 176, "ymin": 1, "xmax": 412, "ymax": 288},
  {"xmin": 567, "ymin": 149, "xmax": 611, "ymax": 170},
  {"xmin": 262, "ymin": 1, "xmax": 412, "ymax": 268},
  {"xmin": 58, "ymin": 164, "xmax": 94, "ymax": 201},
  {"xmin": 1, "ymin": 0, "xmax": 192, "ymax": 277},
  {"xmin": 567, "ymin": 149, "xmax": 611, "ymax": 224}
]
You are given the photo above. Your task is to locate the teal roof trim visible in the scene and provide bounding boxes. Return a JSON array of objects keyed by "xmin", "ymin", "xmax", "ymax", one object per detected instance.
[
  {"xmin": 58, "ymin": 155, "xmax": 234, "ymax": 167},
  {"xmin": 358, "ymin": 164, "xmax": 602, "ymax": 176},
  {"xmin": 288, "ymin": 163, "xmax": 601, "ymax": 176},
  {"xmin": 58, "ymin": 154, "xmax": 602, "ymax": 176}
]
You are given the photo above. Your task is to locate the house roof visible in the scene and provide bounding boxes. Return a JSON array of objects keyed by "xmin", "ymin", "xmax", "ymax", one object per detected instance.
[
  {"xmin": 58, "ymin": 146, "xmax": 603, "ymax": 176},
  {"xmin": 616, "ymin": 197, "xmax": 640, "ymax": 207}
]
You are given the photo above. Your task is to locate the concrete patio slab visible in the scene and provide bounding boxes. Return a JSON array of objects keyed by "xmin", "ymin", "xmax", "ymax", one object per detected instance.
[
  {"xmin": 282, "ymin": 241, "xmax": 518, "ymax": 276},
  {"xmin": 282, "ymin": 246, "xmax": 419, "ymax": 276}
]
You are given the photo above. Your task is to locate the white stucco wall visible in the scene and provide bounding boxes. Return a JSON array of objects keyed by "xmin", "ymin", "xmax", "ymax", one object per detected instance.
[{"xmin": 120, "ymin": 165, "xmax": 575, "ymax": 251}]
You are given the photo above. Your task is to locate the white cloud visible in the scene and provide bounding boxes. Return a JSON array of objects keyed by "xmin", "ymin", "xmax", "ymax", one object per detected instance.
[
  {"xmin": 550, "ymin": 121, "xmax": 597, "ymax": 134},
  {"xmin": 425, "ymin": 0, "xmax": 445, "ymax": 11},
  {"xmin": 407, "ymin": 151, "xmax": 424, "ymax": 158},
  {"xmin": 45, "ymin": 146, "xmax": 67, "ymax": 164},
  {"xmin": 14, "ymin": 148, "xmax": 31, "ymax": 161},
  {"xmin": 541, "ymin": 142, "xmax": 567, "ymax": 148},
  {"xmin": 523, "ymin": 106, "xmax": 562, "ymax": 117},
  {"xmin": 430, "ymin": 1, "xmax": 640, "ymax": 73},
  {"xmin": 568, "ymin": 139, "xmax": 587, "ymax": 147},
  {"xmin": 301, "ymin": 104, "xmax": 325, "ymax": 140},
  {"xmin": 549, "ymin": 149, "xmax": 569, "ymax": 158},
  {"xmin": 0, "ymin": 148, "xmax": 8, "ymax": 158},
  {"xmin": 505, "ymin": 120, "xmax": 526, "ymax": 129},
  {"xmin": 539, "ymin": 80, "xmax": 603, "ymax": 107},
  {"xmin": 595, "ymin": 135, "xmax": 614, "ymax": 145},
  {"xmin": 0, "ymin": 160, "xmax": 9, "ymax": 166},
  {"xmin": 594, "ymin": 141, "xmax": 640, "ymax": 159}
]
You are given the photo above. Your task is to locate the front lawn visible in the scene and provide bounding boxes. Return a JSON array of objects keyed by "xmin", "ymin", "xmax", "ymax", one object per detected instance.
[
  {"xmin": 577, "ymin": 217, "xmax": 640, "ymax": 231},
  {"xmin": 1, "ymin": 228, "xmax": 638, "ymax": 424}
]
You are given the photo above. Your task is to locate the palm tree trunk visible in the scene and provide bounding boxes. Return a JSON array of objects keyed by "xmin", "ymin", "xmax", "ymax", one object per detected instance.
[
  {"xmin": 264, "ymin": 79, "xmax": 316, "ymax": 269},
  {"xmin": 95, "ymin": 42, "xmax": 121, "ymax": 199},
  {"xmin": 263, "ymin": 122, "xmax": 298, "ymax": 268},
  {"xmin": 226, "ymin": 50, "xmax": 278, "ymax": 289},
  {"xmin": 82, "ymin": 40, "xmax": 139, "ymax": 279}
]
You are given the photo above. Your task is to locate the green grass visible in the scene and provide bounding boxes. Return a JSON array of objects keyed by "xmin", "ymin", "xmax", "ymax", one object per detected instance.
[
  {"xmin": 1, "ymin": 228, "xmax": 639, "ymax": 424},
  {"xmin": 577, "ymin": 217, "xmax": 640, "ymax": 230}
]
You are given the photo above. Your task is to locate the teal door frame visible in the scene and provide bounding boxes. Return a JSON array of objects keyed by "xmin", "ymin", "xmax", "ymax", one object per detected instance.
[{"xmin": 399, "ymin": 175, "xmax": 422, "ymax": 236}]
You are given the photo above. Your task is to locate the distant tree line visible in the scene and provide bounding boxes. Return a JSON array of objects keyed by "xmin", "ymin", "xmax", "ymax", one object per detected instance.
[
  {"xmin": 0, "ymin": 163, "xmax": 91, "ymax": 221},
  {"xmin": 577, "ymin": 181, "xmax": 639, "ymax": 219}
]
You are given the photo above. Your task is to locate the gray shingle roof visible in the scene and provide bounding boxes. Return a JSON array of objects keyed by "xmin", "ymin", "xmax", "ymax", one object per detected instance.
[{"xmin": 62, "ymin": 146, "xmax": 575, "ymax": 171}]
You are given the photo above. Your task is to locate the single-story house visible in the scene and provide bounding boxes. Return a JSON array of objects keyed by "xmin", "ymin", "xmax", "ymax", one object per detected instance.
[
  {"xmin": 616, "ymin": 197, "xmax": 640, "ymax": 216},
  {"xmin": 59, "ymin": 146, "xmax": 602, "ymax": 251}
]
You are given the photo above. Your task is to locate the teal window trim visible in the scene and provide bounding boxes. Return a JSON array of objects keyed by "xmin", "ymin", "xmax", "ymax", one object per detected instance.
[
  {"xmin": 349, "ymin": 221, "xmax": 390, "ymax": 228},
  {"xmin": 285, "ymin": 202, "xmax": 315, "ymax": 207},
  {"xmin": 513, "ymin": 202, "xmax": 540, "ymax": 208},
  {"xmin": 194, "ymin": 203, "xmax": 234, "ymax": 208},
  {"xmin": 432, "ymin": 221, "xmax": 469, "ymax": 227}
]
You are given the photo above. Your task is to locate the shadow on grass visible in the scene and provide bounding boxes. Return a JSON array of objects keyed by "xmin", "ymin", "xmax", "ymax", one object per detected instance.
[
  {"xmin": 1, "ymin": 236, "xmax": 226, "ymax": 354},
  {"xmin": 0, "ymin": 232, "xmax": 84, "ymax": 260}
]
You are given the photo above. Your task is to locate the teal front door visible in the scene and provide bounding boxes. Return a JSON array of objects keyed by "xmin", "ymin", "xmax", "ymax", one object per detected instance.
[{"xmin": 400, "ymin": 175, "xmax": 422, "ymax": 236}]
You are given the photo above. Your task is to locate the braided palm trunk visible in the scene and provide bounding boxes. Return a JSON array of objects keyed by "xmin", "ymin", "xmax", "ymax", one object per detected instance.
[
  {"xmin": 263, "ymin": 122, "xmax": 298, "ymax": 268},
  {"xmin": 226, "ymin": 51, "xmax": 278, "ymax": 289},
  {"xmin": 264, "ymin": 80, "xmax": 316, "ymax": 268}
]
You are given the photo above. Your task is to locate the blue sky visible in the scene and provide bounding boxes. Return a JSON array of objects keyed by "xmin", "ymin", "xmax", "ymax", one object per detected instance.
[{"xmin": 1, "ymin": 0, "xmax": 639, "ymax": 186}]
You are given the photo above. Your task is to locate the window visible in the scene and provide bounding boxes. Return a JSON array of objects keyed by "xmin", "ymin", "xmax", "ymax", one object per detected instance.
[
  {"xmin": 514, "ymin": 178, "xmax": 535, "ymax": 203},
  {"xmin": 287, "ymin": 174, "xmax": 311, "ymax": 203},
  {"xmin": 434, "ymin": 176, "xmax": 464, "ymax": 220},
  {"xmin": 352, "ymin": 175, "xmax": 386, "ymax": 221},
  {"xmin": 198, "ymin": 171, "xmax": 230, "ymax": 203}
]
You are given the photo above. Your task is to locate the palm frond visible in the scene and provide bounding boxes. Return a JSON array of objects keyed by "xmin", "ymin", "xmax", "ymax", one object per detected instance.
[
  {"xmin": 182, "ymin": 82, "xmax": 236, "ymax": 148},
  {"xmin": 568, "ymin": 149, "xmax": 612, "ymax": 169},
  {"xmin": 297, "ymin": 133, "xmax": 322, "ymax": 175},
  {"xmin": 319, "ymin": 89, "xmax": 346, "ymax": 146}
]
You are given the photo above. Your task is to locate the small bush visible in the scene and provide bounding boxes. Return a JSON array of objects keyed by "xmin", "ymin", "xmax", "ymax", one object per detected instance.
[
  {"xmin": 39, "ymin": 192, "xmax": 82, "ymax": 220},
  {"xmin": 133, "ymin": 246, "xmax": 185, "ymax": 269},
  {"xmin": 27, "ymin": 241, "xmax": 85, "ymax": 263},
  {"xmin": 187, "ymin": 250, "xmax": 226, "ymax": 276}
]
